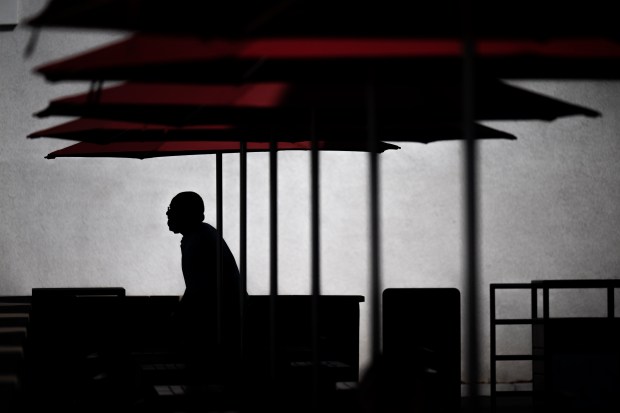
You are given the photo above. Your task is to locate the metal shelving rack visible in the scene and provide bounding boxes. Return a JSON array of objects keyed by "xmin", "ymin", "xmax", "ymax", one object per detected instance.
[
  {"xmin": 490, "ymin": 279, "xmax": 620, "ymax": 412},
  {"xmin": 490, "ymin": 283, "xmax": 540, "ymax": 412}
]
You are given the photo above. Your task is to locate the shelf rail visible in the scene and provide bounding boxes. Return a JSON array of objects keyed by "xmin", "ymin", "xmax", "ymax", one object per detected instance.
[{"xmin": 490, "ymin": 279, "xmax": 620, "ymax": 412}]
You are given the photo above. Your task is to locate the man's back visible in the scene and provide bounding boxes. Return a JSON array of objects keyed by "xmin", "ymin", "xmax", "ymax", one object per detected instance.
[
  {"xmin": 165, "ymin": 191, "xmax": 245, "ymax": 384},
  {"xmin": 181, "ymin": 223, "xmax": 241, "ymax": 296}
]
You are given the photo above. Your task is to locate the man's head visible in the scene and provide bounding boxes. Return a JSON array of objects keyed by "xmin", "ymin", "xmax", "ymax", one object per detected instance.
[{"xmin": 167, "ymin": 191, "xmax": 205, "ymax": 234}]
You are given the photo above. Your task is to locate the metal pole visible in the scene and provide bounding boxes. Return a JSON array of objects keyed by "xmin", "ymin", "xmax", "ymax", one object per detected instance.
[
  {"xmin": 216, "ymin": 153, "xmax": 224, "ymax": 346},
  {"xmin": 490, "ymin": 286, "xmax": 496, "ymax": 413},
  {"xmin": 269, "ymin": 138, "xmax": 279, "ymax": 382},
  {"xmin": 240, "ymin": 140, "xmax": 247, "ymax": 368},
  {"xmin": 367, "ymin": 69, "xmax": 382, "ymax": 364},
  {"xmin": 310, "ymin": 111, "xmax": 321, "ymax": 409},
  {"xmin": 461, "ymin": 0, "xmax": 480, "ymax": 410}
]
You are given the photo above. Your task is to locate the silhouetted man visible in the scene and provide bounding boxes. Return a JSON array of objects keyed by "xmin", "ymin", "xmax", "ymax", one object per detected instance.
[{"xmin": 166, "ymin": 191, "xmax": 245, "ymax": 385}]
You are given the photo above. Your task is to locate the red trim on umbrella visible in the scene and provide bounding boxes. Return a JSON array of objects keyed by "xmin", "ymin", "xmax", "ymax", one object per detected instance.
[{"xmin": 28, "ymin": 118, "xmax": 234, "ymax": 137}]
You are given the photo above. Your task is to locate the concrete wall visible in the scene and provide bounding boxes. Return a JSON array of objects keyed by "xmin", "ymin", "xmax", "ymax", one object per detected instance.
[{"xmin": 2, "ymin": 0, "xmax": 620, "ymax": 385}]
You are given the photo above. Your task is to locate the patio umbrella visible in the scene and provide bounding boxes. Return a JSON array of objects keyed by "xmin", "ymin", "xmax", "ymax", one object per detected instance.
[
  {"xmin": 28, "ymin": 118, "xmax": 519, "ymax": 144},
  {"xmin": 34, "ymin": 80, "xmax": 600, "ymax": 128},
  {"xmin": 34, "ymin": 34, "xmax": 620, "ymax": 84},
  {"xmin": 43, "ymin": 139, "xmax": 401, "ymax": 159}
]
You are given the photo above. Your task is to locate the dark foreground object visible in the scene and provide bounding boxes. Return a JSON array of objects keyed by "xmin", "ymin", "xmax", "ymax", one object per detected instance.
[{"xmin": 16, "ymin": 289, "xmax": 365, "ymax": 413}]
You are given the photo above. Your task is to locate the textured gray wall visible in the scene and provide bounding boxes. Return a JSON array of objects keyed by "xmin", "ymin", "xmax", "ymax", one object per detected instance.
[{"xmin": 2, "ymin": 0, "xmax": 620, "ymax": 386}]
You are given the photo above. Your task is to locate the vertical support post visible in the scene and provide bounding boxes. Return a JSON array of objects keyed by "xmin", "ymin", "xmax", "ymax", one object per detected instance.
[
  {"xmin": 366, "ymin": 69, "xmax": 382, "ymax": 364},
  {"xmin": 216, "ymin": 153, "xmax": 223, "ymax": 346},
  {"xmin": 543, "ymin": 285, "xmax": 549, "ymax": 320},
  {"xmin": 542, "ymin": 283, "xmax": 550, "ymax": 410},
  {"xmin": 461, "ymin": 0, "xmax": 480, "ymax": 409},
  {"xmin": 490, "ymin": 285, "xmax": 496, "ymax": 413},
  {"xmin": 532, "ymin": 282, "xmax": 538, "ymax": 320},
  {"xmin": 310, "ymin": 111, "xmax": 321, "ymax": 409},
  {"xmin": 240, "ymin": 140, "xmax": 247, "ymax": 366},
  {"xmin": 269, "ymin": 138, "xmax": 279, "ymax": 382}
]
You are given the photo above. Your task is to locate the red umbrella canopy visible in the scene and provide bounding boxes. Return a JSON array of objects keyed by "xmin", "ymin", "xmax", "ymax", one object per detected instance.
[
  {"xmin": 44, "ymin": 140, "xmax": 401, "ymax": 159},
  {"xmin": 34, "ymin": 80, "xmax": 600, "ymax": 129},
  {"xmin": 35, "ymin": 34, "xmax": 620, "ymax": 83},
  {"xmin": 28, "ymin": 118, "xmax": 518, "ymax": 144}
]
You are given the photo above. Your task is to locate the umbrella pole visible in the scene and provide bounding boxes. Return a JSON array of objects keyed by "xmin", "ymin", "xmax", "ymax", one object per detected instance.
[
  {"xmin": 240, "ymin": 140, "xmax": 247, "ymax": 379},
  {"xmin": 367, "ymin": 69, "xmax": 382, "ymax": 365},
  {"xmin": 269, "ymin": 136, "xmax": 279, "ymax": 385},
  {"xmin": 216, "ymin": 153, "xmax": 224, "ymax": 348},
  {"xmin": 461, "ymin": 0, "xmax": 480, "ymax": 410},
  {"xmin": 310, "ymin": 110, "xmax": 321, "ymax": 409}
]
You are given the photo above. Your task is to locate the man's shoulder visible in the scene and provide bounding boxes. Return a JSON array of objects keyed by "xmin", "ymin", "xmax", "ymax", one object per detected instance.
[
  {"xmin": 182, "ymin": 223, "xmax": 217, "ymax": 246},
  {"xmin": 199, "ymin": 222, "xmax": 217, "ymax": 235}
]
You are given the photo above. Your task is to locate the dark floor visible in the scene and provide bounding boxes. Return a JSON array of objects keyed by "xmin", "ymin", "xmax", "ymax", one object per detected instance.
[
  {"xmin": 6, "ymin": 379, "xmax": 620, "ymax": 413},
  {"xmin": 462, "ymin": 395, "xmax": 533, "ymax": 413},
  {"xmin": 462, "ymin": 394, "xmax": 619, "ymax": 413},
  {"xmin": 3, "ymin": 293, "xmax": 618, "ymax": 413}
]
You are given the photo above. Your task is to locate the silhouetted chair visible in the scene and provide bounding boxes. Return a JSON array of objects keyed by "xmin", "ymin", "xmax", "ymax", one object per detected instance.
[{"xmin": 381, "ymin": 288, "xmax": 461, "ymax": 413}]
